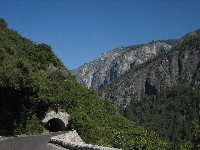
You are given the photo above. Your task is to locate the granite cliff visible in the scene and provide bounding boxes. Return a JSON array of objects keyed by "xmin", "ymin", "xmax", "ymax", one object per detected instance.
[
  {"xmin": 100, "ymin": 29, "xmax": 200, "ymax": 107},
  {"xmin": 73, "ymin": 40, "xmax": 177, "ymax": 90}
]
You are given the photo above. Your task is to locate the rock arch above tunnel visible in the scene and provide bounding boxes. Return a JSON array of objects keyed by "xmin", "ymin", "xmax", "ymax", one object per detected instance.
[{"xmin": 42, "ymin": 110, "xmax": 69, "ymax": 131}]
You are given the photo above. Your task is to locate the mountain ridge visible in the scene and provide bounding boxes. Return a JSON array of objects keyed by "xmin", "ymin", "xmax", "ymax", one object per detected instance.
[
  {"xmin": 99, "ymin": 29, "xmax": 200, "ymax": 149},
  {"xmin": 100, "ymin": 29, "xmax": 200, "ymax": 106},
  {"xmin": 73, "ymin": 39, "xmax": 178, "ymax": 90}
]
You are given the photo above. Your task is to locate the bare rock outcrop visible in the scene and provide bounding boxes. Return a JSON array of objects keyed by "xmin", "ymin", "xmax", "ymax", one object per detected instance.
[
  {"xmin": 100, "ymin": 30, "xmax": 200, "ymax": 107},
  {"xmin": 73, "ymin": 40, "xmax": 177, "ymax": 90}
]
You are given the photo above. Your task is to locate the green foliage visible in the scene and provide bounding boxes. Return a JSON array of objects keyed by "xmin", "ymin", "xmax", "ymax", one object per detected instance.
[
  {"xmin": 179, "ymin": 30, "xmax": 200, "ymax": 50},
  {"xmin": 180, "ymin": 120, "xmax": 200, "ymax": 150},
  {"xmin": 0, "ymin": 18, "xmax": 8, "ymax": 28},
  {"xmin": 70, "ymin": 104, "xmax": 167, "ymax": 149},
  {"xmin": 25, "ymin": 115, "xmax": 44, "ymax": 135},
  {"xmin": 0, "ymin": 18, "xmax": 166, "ymax": 149},
  {"xmin": 179, "ymin": 141, "xmax": 193, "ymax": 150},
  {"xmin": 122, "ymin": 85, "xmax": 200, "ymax": 149},
  {"xmin": 192, "ymin": 120, "xmax": 200, "ymax": 149}
]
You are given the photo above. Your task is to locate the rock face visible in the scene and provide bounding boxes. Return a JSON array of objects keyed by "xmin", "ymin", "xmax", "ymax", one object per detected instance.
[
  {"xmin": 100, "ymin": 30, "xmax": 200, "ymax": 107},
  {"xmin": 73, "ymin": 40, "xmax": 177, "ymax": 90}
]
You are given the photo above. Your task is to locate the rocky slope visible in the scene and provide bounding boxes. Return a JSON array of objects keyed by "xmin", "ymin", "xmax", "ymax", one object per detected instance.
[
  {"xmin": 50, "ymin": 130, "xmax": 121, "ymax": 150},
  {"xmin": 100, "ymin": 29, "xmax": 200, "ymax": 107},
  {"xmin": 73, "ymin": 40, "xmax": 177, "ymax": 90}
]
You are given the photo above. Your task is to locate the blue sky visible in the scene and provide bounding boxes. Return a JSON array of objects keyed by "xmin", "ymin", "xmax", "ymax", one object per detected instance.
[{"xmin": 0, "ymin": 0, "xmax": 200, "ymax": 70}]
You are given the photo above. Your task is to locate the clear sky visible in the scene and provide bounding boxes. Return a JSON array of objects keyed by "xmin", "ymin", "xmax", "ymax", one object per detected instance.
[{"xmin": 0, "ymin": 0, "xmax": 200, "ymax": 70}]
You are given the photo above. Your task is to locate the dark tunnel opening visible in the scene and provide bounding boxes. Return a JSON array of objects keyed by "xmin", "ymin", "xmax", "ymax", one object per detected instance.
[{"xmin": 46, "ymin": 118, "xmax": 66, "ymax": 132}]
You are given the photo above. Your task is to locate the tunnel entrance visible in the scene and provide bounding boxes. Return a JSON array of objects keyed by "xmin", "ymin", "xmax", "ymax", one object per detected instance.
[
  {"xmin": 42, "ymin": 110, "xmax": 69, "ymax": 132},
  {"xmin": 46, "ymin": 118, "xmax": 65, "ymax": 132}
]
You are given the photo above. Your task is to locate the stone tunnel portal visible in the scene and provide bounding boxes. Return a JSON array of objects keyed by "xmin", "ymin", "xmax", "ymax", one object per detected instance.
[{"xmin": 42, "ymin": 110, "xmax": 69, "ymax": 132}]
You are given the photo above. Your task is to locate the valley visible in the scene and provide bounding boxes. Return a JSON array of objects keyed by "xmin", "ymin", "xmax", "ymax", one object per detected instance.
[{"xmin": 74, "ymin": 29, "xmax": 200, "ymax": 149}]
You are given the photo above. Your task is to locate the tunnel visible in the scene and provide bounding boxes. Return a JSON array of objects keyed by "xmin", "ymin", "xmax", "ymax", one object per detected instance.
[
  {"xmin": 42, "ymin": 110, "xmax": 69, "ymax": 132},
  {"xmin": 46, "ymin": 118, "xmax": 66, "ymax": 132}
]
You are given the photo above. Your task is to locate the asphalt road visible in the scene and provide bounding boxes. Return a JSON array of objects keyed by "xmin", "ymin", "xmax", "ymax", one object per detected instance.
[{"xmin": 0, "ymin": 132, "xmax": 68, "ymax": 150}]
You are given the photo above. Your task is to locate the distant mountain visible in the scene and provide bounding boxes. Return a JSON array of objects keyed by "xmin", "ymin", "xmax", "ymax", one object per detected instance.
[
  {"xmin": 99, "ymin": 29, "xmax": 200, "ymax": 149},
  {"xmin": 100, "ymin": 30, "xmax": 200, "ymax": 107},
  {"xmin": 73, "ymin": 40, "xmax": 178, "ymax": 90}
]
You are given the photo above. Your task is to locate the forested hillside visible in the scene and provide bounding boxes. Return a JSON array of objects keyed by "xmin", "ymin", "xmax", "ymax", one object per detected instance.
[
  {"xmin": 100, "ymin": 29, "xmax": 200, "ymax": 149},
  {"xmin": 0, "ymin": 18, "xmax": 167, "ymax": 149}
]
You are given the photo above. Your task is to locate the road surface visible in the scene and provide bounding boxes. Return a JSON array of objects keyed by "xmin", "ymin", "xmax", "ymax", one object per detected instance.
[{"xmin": 0, "ymin": 132, "xmax": 67, "ymax": 150}]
